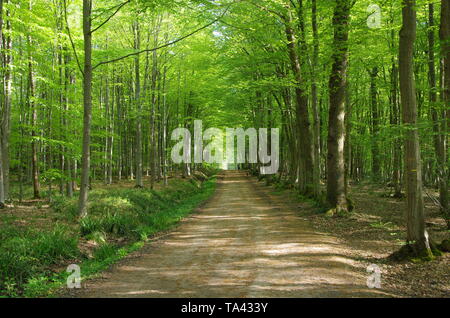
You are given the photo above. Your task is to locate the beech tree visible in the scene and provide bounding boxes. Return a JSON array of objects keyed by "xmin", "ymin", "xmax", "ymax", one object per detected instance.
[
  {"xmin": 438, "ymin": 0, "xmax": 449, "ymax": 227},
  {"xmin": 399, "ymin": 0, "xmax": 433, "ymax": 257},
  {"xmin": 326, "ymin": 0, "xmax": 352, "ymax": 214}
]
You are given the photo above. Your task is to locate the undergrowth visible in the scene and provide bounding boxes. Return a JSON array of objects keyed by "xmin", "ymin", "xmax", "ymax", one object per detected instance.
[{"xmin": 0, "ymin": 173, "xmax": 217, "ymax": 297}]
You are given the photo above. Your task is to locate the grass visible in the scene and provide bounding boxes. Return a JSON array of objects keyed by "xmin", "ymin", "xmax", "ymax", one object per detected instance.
[
  {"xmin": 369, "ymin": 221, "xmax": 395, "ymax": 230},
  {"xmin": 0, "ymin": 224, "xmax": 79, "ymax": 296},
  {"xmin": 0, "ymin": 174, "xmax": 217, "ymax": 297}
]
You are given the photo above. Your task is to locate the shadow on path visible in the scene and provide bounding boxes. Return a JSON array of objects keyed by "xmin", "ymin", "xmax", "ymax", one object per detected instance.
[{"xmin": 75, "ymin": 171, "xmax": 397, "ymax": 298}]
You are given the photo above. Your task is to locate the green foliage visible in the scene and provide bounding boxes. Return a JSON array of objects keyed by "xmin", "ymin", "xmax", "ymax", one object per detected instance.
[
  {"xmin": 0, "ymin": 178, "xmax": 216, "ymax": 297},
  {"xmin": 370, "ymin": 221, "xmax": 395, "ymax": 230},
  {"xmin": 1, "ymin": 0, "xmax": 447, "ymax": 297},
  {"xmin": 51, "ymin": 195, "xmax": 79, "ymax": 219},
  {"xmin": 84, "ymin": 231, "xmax": 107, "ymax": 245},
  {"xmin": 77, "ymin": 179, "xmax": 216, "ymax": 240},
  {"xmin": 93, "ymin": 243, "xmax": 117, "ymax": 261},
  {"xmin": 80, "ymin": 212, "xmax": 140, "ymax": 238},
  {"xmin": 0, "ymin": 225, "xmax": 79, "ymax": 294},
  {"xmin": 40, "ymin": 169, "xmax": 66, "ymax": 185}
]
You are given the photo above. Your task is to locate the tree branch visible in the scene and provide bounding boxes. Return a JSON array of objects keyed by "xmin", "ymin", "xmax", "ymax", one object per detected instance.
[
  {"xmin": 91, "ymin": 0, "xmax": 131, "ymax": 34},
  {"xmin": 249, "ymin": 0, "xmax": 284, "ymax": 19},
  {"xmin": 92, "ymin": 5, "xmax": 232, "ymax": 70},
  {"xmin": 63, "ymin": 0, "xmax": 84, "ymax": 76}
]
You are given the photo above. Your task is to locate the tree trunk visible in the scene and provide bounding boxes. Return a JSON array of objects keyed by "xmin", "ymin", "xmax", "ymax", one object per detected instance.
[
  {"xmin": 344, "ymin": 80, "xmax": 351, "ymax": 195},
  {"xmin": 391, "ymin": 62, "xmax": 402, "ymax": 197},
  {"xmin": 67, "ymin": 68, "xmax": 75, "ymax": 196},
  {"xmin": 0, "ymin": 0, "xmax": 5, "ymax": 208},
  {"xmin": 311, "ymin": 0, "xmax": 321, "ymax": 188},
  {"xmin": 370, "ymin": 67, "xmax": 381, "ymax": 180},
  {"xmin": 283, "ymin": 7, "xmax": 315, "ymax": 196},
  {"xmin": 28, "ymin": 8, "xmax": 40, "ymax": 199},
  {"xmin": 134, "ymin": 20, "xmax": 144, "ymax": 188},
  {"xmin": 439, "ymin": 0, "xmax": 449, "ymax": 227},
  {"xmin": 58, "ymin": 49, "xmax": 65, "ymax": 195},
  {"xmin": 399, "ymin": 0, "xmax": 433, "ymax": 256},
  {"xmin": 0, "ymin": 140, "xmax": 4, "ymax": 208},
  {"xmin": 107, "ymin": 76, "xmax": 114, "ymax": 185},
  {"xmin": 103, "ymin": 72, "xmax": 112, "ymax": 185},
  {"xmin": 326, "ymin": 0, "xmax": 351, "ymax": 214},
  {"xmin": 149, "ymin": 18, "xmax": 161, "ymax": 188},
  {"xmin": 78, "ymin": 0, "xmax": 92, "ymax": 218},
  {"xmin": 1, "ymin": 0, "xmax": 12, "ymax": 202},
  {"xmin": 162, "ymin": 65, "xmax": 168, "ymax": 186}
]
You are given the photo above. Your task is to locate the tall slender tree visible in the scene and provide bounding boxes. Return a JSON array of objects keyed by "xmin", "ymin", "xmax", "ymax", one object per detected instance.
[
  {"xmin": 0, "ymin": 0, "xmax": 5, "ymax": 209},
  {"xmin": 1, "ymin": 0, "xmax": 12, "ymax": 203},
  {"xmin": 282, "ymin": 4, "xmax": 315, "ymax": 196},
  {"xmin": 326, "ymin": 0, "xmax": 352, "ymax": 214},
  {"xmin": 311, "ymin": 0, "xmax": 321, "ymax": 187},
  {"xmin": 134, "ymin": 19, "xmax": 144, "ymax": 188},
  {"xmin": 438, "ymin": 0, "xmax": 449, "ymax": 227},
  {"xmin": 78, "ymin": 0, "xmax": 93, "ymax": 218},
  {"xmin": 28, "ymin": 14, "xmax": 40, "ymax": 199},
  {"xmin": 399, "ymin": 0, "xmax": 433, "ymax": 257},
  {"xmin": 369, "ymin": 66, "xmax": 380, "ymax": 180}
]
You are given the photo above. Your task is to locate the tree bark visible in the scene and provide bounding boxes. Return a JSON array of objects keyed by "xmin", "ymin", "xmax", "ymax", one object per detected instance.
[
  {"xmin": 78, "ymin": 0, "xmax": 93, "ymax": 218},
  {"xmin": 283, "ymin": 7, "xmax": 315, "ymax": 196},
  {"xmin": 1, "ymin": 0, "xmax": 12, "ymax": 202},
  {"xmin": 369, "ymin": 67, "xmax": 381, "ymax": 180},
  {"xmin": 0, "ymin": 0, "xmax": 5, "ymax": 208},
  {"xmin": 29, "ymin": 54, "xmax": 40, "ymax": 199},
  {"xmin": 162, "ymin": 64, "xmax": 168, "ymax": 186},
  {"xmin": 103, "ymin": 71, "xmax": 112, "ymax": 185},
  {"xmin": 391, "ymin": 62, "xmax": 402, "ymax": 197},
  {"xmin": 311, "ymin": 0, "xmax": 321, "ymax": 188},
  {"xmin": 149, "ymin": 17, "xmax": 161, "ymax": 188},
  {"xmin": 429, "ymin": 3, "xmax": 447, "ymax": 222},
  {"xmin": 438, "ymin": 0, "xmax": 449, "ymax": 227},
  {"xmin": 28, "ymin": 2, "xmax": 40, "ymax": 199},
  {"xmin": 326, "ymin": 0, "xmax": 351, "ymax": 213},
  {"xmin": 107, "ymin": 73, "xmax": 114, "ymax": 185},
  {"xmin": 399, "ymin": 0, "xmax": 433, "ymax": 256},
  {"xmin": 134, "ymin": 19, "xmax": 144, "ymax": 188}
]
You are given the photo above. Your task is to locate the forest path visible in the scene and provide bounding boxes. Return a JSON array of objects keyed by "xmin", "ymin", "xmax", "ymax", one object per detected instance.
[{"xmin": 74, "ymin": 171, "xmax": 395, "ymax": 297}]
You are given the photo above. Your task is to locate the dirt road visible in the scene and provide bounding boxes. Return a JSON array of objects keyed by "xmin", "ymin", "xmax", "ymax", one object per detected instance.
[{"xmin": 74, "ymin": 171, "xmax": 395, "ymax": 297}]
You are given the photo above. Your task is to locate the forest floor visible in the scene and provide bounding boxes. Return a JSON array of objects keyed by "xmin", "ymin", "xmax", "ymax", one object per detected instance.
[
  {"xmin": 67, "ymin": 171, "xmax": 403, "ymax": 298},
  {"xmin": 295, "ymin": 182, "xmax": 450, "ymax": 297},
  {"xmin": 2, "ymin": 171, "xmax": 447, "ymax": 297},
  {"xmin": 0, "ymin": 175, "xmax": 216, "ymax": 297}
]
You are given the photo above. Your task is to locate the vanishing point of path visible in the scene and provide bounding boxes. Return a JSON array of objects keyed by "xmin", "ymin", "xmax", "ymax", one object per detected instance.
[{"xmin": 74, "ymin": 171, "xmax": 395, "ymax": 298}]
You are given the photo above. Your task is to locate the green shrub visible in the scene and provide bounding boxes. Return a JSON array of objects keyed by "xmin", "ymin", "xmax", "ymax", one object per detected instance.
[
  {"xmin": 89, "ymin": 196, "xmax": 135, "ymax": 215},
  {"xmin": 93, "ymin": 243, "xmax": 117, "ymax": 261},
  {"xmin": 33, "ymin": 226, "xmax": 79, "ymax": 264},
  {"xmin": 0, "ymin": 225, "xmax": 79, "ymax": 295},
  {"xmin": 51, "ymin": 195, "xmax": 78, "ymax": 219},
  {"xmin": 85, "ymin": 230, "xmax": 107, "ymax": 244},
  {"xmin": 0, "ymin": 238, "xmax": 38, "ymax": 289},
  {"xmin": 1, "ymin": 177, "xmax": 216, "ymax": 297},
  {"xmin": 124, "ymin": 190, "xmax": 169, "ymax": 214},
  {"xmin": 80, "ymin": 212, "xmax": 140, "ymax": 238},
  {"xmin": 0, "ymin": 225, "xmax": 21, "ymax": 242}
]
